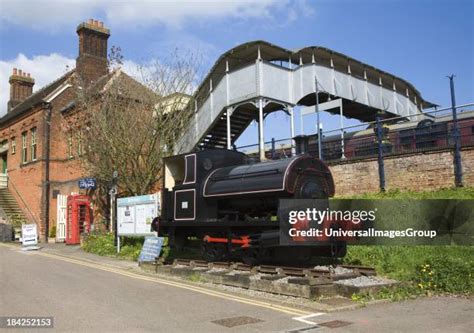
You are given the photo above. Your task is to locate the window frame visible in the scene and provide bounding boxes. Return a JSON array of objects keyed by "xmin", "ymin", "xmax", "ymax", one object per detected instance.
[
  {"xmin": 77, "ymin": 130, "xmax": 83, "ymax": 156},
  {"xmin": 21, "ymin": 131, "xmax": 28, "ymax": 164},
  {"xmin": 30, "ymin": 127, "xmax": 37, "ymax": 161},
  {"xmin": 67, "ymin": 132, "xmax": 73, "ymax": 159},
  {"xmin": 11, "ymin": 137, "xmax": 16, "ymax": 155}
]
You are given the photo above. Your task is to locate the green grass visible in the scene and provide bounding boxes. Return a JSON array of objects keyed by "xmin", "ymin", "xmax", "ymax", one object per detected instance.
[
  {"xmin": 81, "ymin": 232, "xmax": 203, "ymax": 262},
  {"xmin": 338, "ymin": 187, "xmax": 474, "ymax": 298},
  {"xmin": 336, "ymin": 187, "xmax": 474, "ymax": 199},
  {"xmin": 344, "ymin": 245, "xmax": 474, "ymax": 298}
]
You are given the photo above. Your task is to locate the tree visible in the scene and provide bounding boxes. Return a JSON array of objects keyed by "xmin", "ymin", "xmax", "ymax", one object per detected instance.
[{"xmin": 73, "ymin": 50, "xmax": 200, "ymax": 208}]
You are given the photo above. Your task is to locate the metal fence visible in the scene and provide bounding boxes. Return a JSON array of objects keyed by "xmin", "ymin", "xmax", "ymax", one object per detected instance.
[{"xmin": 236, "ymin": 103, "xmax": 474, "ymax": 190}]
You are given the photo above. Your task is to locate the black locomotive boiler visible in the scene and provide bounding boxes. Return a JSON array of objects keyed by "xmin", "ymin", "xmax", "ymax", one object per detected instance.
[{"xmin": 156, "ymin": 149, "xmax": 341, "ymax": 264}]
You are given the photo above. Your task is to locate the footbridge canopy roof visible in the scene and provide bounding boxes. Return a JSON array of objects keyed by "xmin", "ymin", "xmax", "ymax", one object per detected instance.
[{"xmin": 196, "ymin": 40, "xmax": 436, "ymax": 109}]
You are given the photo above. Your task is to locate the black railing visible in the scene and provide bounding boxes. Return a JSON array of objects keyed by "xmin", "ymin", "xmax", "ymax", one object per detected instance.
[{"xmin": 236, "ymin": 104, "xmax": 474, "ymax": 190}]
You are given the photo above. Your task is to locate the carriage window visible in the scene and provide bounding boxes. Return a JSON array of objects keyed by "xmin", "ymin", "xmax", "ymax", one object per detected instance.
[{"xmin": 183, "ymin": 154, "xmax": 196, "ymax": 184}]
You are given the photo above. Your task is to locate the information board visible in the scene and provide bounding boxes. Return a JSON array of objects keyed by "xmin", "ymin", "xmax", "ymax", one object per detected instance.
[
  {"xmin": 117, "ymin": 193, "xmax": 160, "ymax": 236},
  {"xmin": 138, "ymin": 236, "xmax": 164, "ymax": 262},
  {"xmin": 21, "ymin": 224, "xmax": 38, "ymax": 246}
]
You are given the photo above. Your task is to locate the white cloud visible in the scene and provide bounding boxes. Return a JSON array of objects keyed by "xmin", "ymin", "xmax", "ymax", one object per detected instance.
[
  {"xmin": 0, "ymin": 0, "xmax": 301, "ymax": 31},
  {"xmin": 0, "ymin": 53, "xmax": 75, "ymax": 116}
]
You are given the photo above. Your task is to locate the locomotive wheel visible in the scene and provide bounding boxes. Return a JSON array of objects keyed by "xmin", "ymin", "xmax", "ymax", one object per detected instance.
[{"xmin": 202, "ymin": 243, "xmax": 228, "ymax": 262}]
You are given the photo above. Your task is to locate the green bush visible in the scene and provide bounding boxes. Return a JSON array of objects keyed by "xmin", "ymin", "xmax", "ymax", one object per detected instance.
[
  {"xmin": 82, "ymin": 232, "xmax": 147, "ymax": 261},
  {"xmin": 117, "ymin": 236, "xmax": 144, "ymax": 261},
  {"xmin": 49, "ymin": 226, "xmax": 56, "ymax": 238},
  {"xmin": 82, "ymin": 232, "xmax": 116, "ymax": 257}
]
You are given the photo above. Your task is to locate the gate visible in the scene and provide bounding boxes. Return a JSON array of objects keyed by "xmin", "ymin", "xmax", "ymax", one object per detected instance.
[{"xmin": 56, "ymin": 194, "xmax": 67, "ymax": 242}]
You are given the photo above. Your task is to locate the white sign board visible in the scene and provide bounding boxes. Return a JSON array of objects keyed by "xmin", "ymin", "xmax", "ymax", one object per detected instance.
[
  {"xmin": 117, "ymin": 193, "xmax": 160, "ymax": 236},
  {"xmin": 21, "ymin": 224, "xmax": 38, "ymax": 246}
]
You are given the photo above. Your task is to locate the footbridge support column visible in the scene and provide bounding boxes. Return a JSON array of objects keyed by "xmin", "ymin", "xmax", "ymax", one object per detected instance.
[{"xmin": 258, "ymin": 98, "xmax": 265, "ymax": 161}]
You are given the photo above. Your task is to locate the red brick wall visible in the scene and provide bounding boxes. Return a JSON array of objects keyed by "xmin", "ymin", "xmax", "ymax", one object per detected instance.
[
  {"xmin": 328, "ymin": 159, "xmax": 379, "ymax": 195},
  {"xmin": 0, "ymin": 85, "xmax": 87, "ymax": 239},
  {"xmin": 330, "ymin": 147, "xmax": 474, "ymax": 196},
  {"xmin": 0, "ymin": 108, "xmax": 46, "ymax": 234},
  {"xmin": 461, "ymin": 148, "xmax": 474, "ymax": 186}
]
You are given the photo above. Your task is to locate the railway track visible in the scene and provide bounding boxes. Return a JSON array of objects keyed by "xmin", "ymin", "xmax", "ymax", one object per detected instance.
[
  {"xmin": 162, "ymin": 258, "xmax": 376, "ymax": 281},
  {"xmin": 144, "ymin": 257, "xmax": 395, "ymax": 300}
]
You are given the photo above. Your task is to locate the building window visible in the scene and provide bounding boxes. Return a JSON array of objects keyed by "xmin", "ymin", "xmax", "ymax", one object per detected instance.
[
  {"xmin": 77, "ymin": 130, "xmax": 83, "ymax": 156},
  {"xmin": 30, "ymin": 127, "xmax": 37, "ymax": 161},
  {"xmin": 68, "ymin": 132, "xmax": 73, "ymax": 158},
  {"xmin": 0, "ymin": 140, "xmax": 7, "ymax": 152},
  {"xmin": 21, "ymin": 131, "xmax": 28, "ymax": 164},
  {"xmin": 11, "ymin": 137, "xmax": 16, "ymax": 154}
]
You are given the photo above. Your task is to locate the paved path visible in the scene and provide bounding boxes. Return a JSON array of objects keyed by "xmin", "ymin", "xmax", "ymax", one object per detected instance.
[{"xmin": 1, "ymin": 243, "xmax": 472, "ymax": 332}]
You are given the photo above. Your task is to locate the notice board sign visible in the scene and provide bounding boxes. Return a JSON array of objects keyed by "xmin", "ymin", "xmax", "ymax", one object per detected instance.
[
  {"xmin": 21, "ymin": 224, "xmax": 38, "ymax": 246},
  {"xmin": 138, "ymin": 236, "xmax": 164, "ymax": 263},
  {"xmin": 117, "ymin": 193, "xmax": 160, "ymax": 237}
]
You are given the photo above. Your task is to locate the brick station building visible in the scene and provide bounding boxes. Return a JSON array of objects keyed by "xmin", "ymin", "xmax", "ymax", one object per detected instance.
[{"xmin": 0, "ymin": 20, "xmax": 150, "ymax": 240}]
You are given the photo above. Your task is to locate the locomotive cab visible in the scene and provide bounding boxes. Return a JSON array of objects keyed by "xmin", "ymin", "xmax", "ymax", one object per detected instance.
[{"xmin": 161, "ymin": 150, "xmax": 248, "ymax": 224}]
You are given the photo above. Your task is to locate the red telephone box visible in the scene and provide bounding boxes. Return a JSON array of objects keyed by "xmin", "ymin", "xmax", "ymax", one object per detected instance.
[{"xmin": 66, "ymin": 195, "xmax": 93, "ymax": 245}]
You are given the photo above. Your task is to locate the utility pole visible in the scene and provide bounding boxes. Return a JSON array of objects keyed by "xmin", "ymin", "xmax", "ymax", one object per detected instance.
[
  {"xmin": 109, "ymin": 171, "xmax": 118, "ymax": 234},
  {"xmin": 375, "ymin": 114, "xmax": 386, "ymax": 192},
  {"xmin": 43, "ymin": 102, "xmax": 52, "ymax": 243},
  {"xmin": 448, "ymin": 75, "xmax": 463, "ymax": 187}
]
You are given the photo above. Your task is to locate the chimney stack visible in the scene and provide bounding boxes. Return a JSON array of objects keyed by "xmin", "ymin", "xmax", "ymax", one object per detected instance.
[
  {"xmin": 76, "ymin": 19, "xmax": 110, "ymax": 85},
  {"xmin": 8, "ymin": 68, "xmax": 35, "ymax": 112}
]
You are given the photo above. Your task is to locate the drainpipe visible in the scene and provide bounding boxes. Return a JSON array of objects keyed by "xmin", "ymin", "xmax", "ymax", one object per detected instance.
[{"xmin": 43, "ymin": 102, "xmax": 52, "ymax": 242}]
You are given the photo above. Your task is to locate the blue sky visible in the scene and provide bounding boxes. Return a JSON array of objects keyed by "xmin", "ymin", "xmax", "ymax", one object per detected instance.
[{"xmin": 0, "ymin": 0, "xmax": 472, "ymax": 147}]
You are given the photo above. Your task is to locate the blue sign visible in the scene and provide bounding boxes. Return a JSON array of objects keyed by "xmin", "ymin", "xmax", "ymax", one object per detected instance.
[
  {"xmin": 79, "ymin": 178, "xmax": 97, "ymax": 190},
  {"xmin": 138, "ymin": 236, "xmax": 164, "ymax": 262},
  {"xmin": 117, "ymin": 193, "xmax": 159, "ymax": 207}
]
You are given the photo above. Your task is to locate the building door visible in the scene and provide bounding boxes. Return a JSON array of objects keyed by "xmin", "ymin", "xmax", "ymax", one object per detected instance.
[{"xmin": 56, "ymin": 194, "xmax": 67, "ymax": 242}]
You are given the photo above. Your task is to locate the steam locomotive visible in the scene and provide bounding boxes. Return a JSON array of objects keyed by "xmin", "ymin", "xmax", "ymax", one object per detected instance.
[{"xmin": 155, "ymin": 148, "xmax": 342, "ymax": 264}]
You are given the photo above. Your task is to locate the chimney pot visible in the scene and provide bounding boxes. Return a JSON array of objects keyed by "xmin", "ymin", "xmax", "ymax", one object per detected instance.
[
  {"xmin": 13, "ymin": 68, "xmax": 17, "ymax": 75},
  {"xmin": 99, "ymin": 21, "xmax": 104, "ymax": 28},
  {"xmin": 88, "ymin": 18, "xmax": 93, "ymax": 24},
  {"xmin": 94, "ymin": 19, "xmax": 99, "ymax": 26},
  {"xmin": 18, "ymin": 69, "xmax": 22, "ymax": 76}
]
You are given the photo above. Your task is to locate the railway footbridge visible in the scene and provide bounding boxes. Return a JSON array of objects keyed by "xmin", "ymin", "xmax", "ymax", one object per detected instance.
[{"xmin": 176, "ymin": 41, "xmax": 436, "ymax": 160}]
